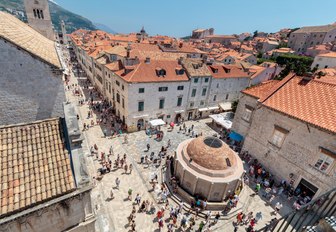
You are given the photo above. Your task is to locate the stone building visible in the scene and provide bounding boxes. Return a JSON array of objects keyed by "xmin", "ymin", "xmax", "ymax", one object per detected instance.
[
  {"xmin": 69, "ymin": 30, "xmax": 255, "ymax": 132},
  {"xmin": 288, "ymin": 24, "xmax": 336, "ymax": 53},
  {"xmin": 0, "ymin": 103, "xmax": 95, "ymax": 232},
  {"xmin": 0, "ymin": 12, "xmax": 64, "ymax": 126},
  {"xmin": 311, "ymin": 52, "xmax": 336, "ymax": 69},
  {"xmin": 232, "ymin": 73, "xmax": 336, "ymax": 199},
  {"xmin": 204, "ymin": 35, "xmax": 237, "ymax": 46},
  {"xmin": 23, "ymin": 0, "xmax": 55, "ymax": 41},
  {"xmin": 172, "ymin": 136, "xmax": 244, "ymax": 209},
  {"xmin": 191, "ymin": 28, "xmax": 214, "ymax": 39}
]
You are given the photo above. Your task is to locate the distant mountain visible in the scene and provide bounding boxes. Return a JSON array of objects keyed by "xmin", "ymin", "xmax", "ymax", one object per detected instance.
[
  {"xmin": 94, "ymin": 22, "xmax": 117, "ymax": 34},
  {"xmin": 0, "ymin": 0, "xmax": 97, "ymax": 33}
]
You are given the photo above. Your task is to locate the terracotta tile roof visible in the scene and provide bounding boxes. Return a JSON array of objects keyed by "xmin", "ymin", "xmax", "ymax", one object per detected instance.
[
  {"xmin": 293, "ymin": 24, "xmax": 336, "ymax": 33},
  {"xmin": 314, "ymin": 68, "xmax": 336, "ymax": 84},
  {"xmin": 182, "ymin": 59, "xmax": 212, "ymax": 77},
  {"xmin": 261, "ymin": 76, "xmax": 336, "ymax": 133},
  {"xmin": 207, "ymin": 64, "xmax": 250, "ymax": 79},
  {"xmin": 115, "ymin": 59, "xmax": 189, "ymax": 83},
  {"xmin": 0, "ymin": 12, "xmax": 61, "ymax": 68},
  {"xmin": 0, "ymin": 118, "xmax": 76, "ymax": 218},
  {"xmin": 316, "ymin": 52, "xmax": 336, "ymax": 58},
  {"xmin": 242, "ymin": 80, "xmax": 280, "ymax": 99}
]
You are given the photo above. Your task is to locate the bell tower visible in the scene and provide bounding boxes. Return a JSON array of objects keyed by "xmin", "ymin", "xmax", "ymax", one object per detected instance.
[{"xmin": 24, "ymin": 0, "xmax": 55, "ymax": 40}]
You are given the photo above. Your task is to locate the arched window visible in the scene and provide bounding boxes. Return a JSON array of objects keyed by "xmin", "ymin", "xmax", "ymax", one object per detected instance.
[
  {"xmin": 40, "ymin": 10, "xmax": 44, "ymax": 19},
  {"xmin": 37, "ymin": 9, "xmax": 40, "ymax": 19},
  {"xmin": 33, "ymin": 9, "xmax": 37, "ymax": 18}
]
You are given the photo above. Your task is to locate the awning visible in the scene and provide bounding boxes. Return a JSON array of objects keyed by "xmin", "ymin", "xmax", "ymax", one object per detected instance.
[
  {"xmin": 175, "ymin": 110, "xmax": 185, "ymax": 113},
  {"xmin": 149, "ymin": 119, "xmax": 166, "ymax": 127},
  {"xmin": 219, "ymin": 102, "xmax": 232, "ymax": 111},
  {"xmin": 198, "ymin": 106, "xmax": 219, "ymax": 112},
  {"xmin": 229, "ymin": 131, "xmax": 244, "ymax": 142},
  {"xmin": 209, "ymin": 113, "xmax": 233, "ymax": 129},
  {"xmin": 133, "ymin": 114, "xmax": 149, "ymax": 119}
]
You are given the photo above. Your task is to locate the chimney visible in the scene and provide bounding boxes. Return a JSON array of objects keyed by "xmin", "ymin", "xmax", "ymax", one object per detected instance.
[{"xmin": 145, "ymin": 57, "xmax": 151, "ymax": 64}]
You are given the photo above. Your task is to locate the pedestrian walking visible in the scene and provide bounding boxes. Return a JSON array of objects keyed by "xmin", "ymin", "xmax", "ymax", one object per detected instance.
[
  {"xmin": 167, "ymin": 139, "xmax": 171, "ymax": 148},
  {"xmin": 129, "ymin": 163, "xmax": 133, "ymax": 174},
  {"xmin": 124, "ymin": 164, "xmax": 128, "ymax": 174},
  {"xmin": 214, "ymin": 212, "xmax": 220, "ymax": 224},
  {"xmin": 124, "ymin": 134, "xmax": 128, "ymax": 144},
  {"xmin": 115, "ymin": 177, "xmax": 120, "ymax": 189},
  {"xmin": 135, "ymin": 193, "xmax": 141, "ymax": 205},
  {"xmin": 128, "ymin": 188, "xmax": 133, "ymax": 200},
  {"xmin": 110, "ymin": 189, "xmax": 114, "ymax": 200},
  {"xmin": 255, "ymin": 211, "xmax": 263, "ymax": 223},
  {"xmin": 146, "ymin": 143, "xmax": 150, "ymax": 151},
  {"xmin": 274, "ymin": 202, "xmax": 283, "ymax": 214}
]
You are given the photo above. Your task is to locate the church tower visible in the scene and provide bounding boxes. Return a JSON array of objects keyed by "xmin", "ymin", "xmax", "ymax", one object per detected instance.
[{"xmin": 24, "ymin": 0, "xmax": 55, "ymax": 40}]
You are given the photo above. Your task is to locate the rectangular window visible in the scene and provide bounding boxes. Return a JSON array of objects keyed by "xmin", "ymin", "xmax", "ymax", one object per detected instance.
[
  {"xmin": 122, "ymin": 98, "xmax": 125, "ymax": 108},
  {"xmin": 159, "ymin": 87, "xmax": 168, "ymax": 92},
  {"xmin": 204, "ymin": 77, "xmax": 209, "ymax": 83},
  {"xmin": 159, "ymin": 99, "xmax": 165, "ymax": 109},
  {"xmin": 116, "ymin": 93, "xmax": 120, "ymax": 103},
  {"xmin": 116, "ymin": 80, "xmax": 120, "ymax": 86},
  {"xmin": 213, "ymin": 95, "xmax": 217, "ymax": 101},
  {"xmin": 225, "ymin": 94, "xmax": 229, "ymax": 100},
  {"xmin": 177, "ymin": 86, "xmax": 184, "ymax": 90},
  {"xmin": 242, "ymin": 105, "xmax": 253, "ymax": 122},
  {"xmin": 139, "ymin": 88, "xmax": 145, "ymax": 93},
  {"xmin": 202, "ymin": 88, "xmax": 207, "ymax": 96},
  {"xmin": 190, "ymin": 102, "xmax": 194, "ymax": 107},
  {"xmin": 166, "ymin": 115, "xmax": 171, "ymax": 119},
  {"xmin": 217, "ymin": 83, "xmax": 219, "ymax": 88},
  {"xmin": 194, "ymin": 78, "xmax": 199, "ymax": 83},
  {"xmin": 177, "ymin": 97, "xmax": 182, "ymax": 106},
  {"xmin": 200, "ymin": 101, "xmax": 204, "ymax": 106},
  {"xmin": 191, "ymin": 89, "xmax": 196, "ymax": 97},
  {"xmin": 314, "ymin": 148, "xmax": 335, "ymax": 172},
  {"xmin": 138, "ymin": 101, "xmax": 144, "ymax": 112},
  {"xmin": 270, "ymin": 126, "xmax": 288, "ymax": 147},
  {"xmin": 122, "ymin": 85, "xmax": 124, "ymax": 90}
]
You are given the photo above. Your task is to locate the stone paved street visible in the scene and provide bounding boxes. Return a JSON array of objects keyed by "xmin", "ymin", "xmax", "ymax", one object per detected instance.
[{"xmin": 58, "ymin": 46, "xmax": 294, "ymax": 232}]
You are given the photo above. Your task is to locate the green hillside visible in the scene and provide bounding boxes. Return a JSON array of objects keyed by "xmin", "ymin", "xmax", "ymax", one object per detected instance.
[{"xmin": 0, "ymin": 0, "xmax": 96, "ymax": 33}]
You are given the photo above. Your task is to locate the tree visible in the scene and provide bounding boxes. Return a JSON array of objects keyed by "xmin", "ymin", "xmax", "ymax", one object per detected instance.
[
  {"xmin": 231, "ymin": 100, "xmax": 239, "ymax": 113},
  {"xmin": 253, "ymin": 30, "xmax": 258, "ymax": 38},
  {"xmin": 275, "ymin": 54, "xmax": 314, "ymax": 79}
]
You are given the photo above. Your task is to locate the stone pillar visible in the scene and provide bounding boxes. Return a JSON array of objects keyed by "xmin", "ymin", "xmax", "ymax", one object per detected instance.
[
  {"xmin": 192, "ymin": 178, "xmax": 199, "ymax": 195},
  {"xmin": 207, "ymin": 182, "xmax": 214, "ymax": 200}
]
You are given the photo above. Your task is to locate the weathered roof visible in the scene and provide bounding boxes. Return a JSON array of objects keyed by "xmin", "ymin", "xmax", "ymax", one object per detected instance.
[
  {"xmin": 207, "ymin": 64, "xmax": 250, "ymax": 79},
  {"xmin": 0, "ymin": 118, "xmax": 76, "ymax": 218},
  {"xmin": 242, "ymin": 80, "xmax": 280, "ymax": 99},
  {"xmin": 293, "ymin": 24, "xmax": 336, "ymax": 34},
  {"xmin": 186, "ymin": 136, "xmax": 237, "ymax": 170},
  {"xmin": 0, "ymin": 12, "xmax": 61, "ymax": 68},
  {"xmin": 262, "ymin": 76, "xmax": 336, "ymax": 134},
  {"xmin": 115, "ymin": 59, "xmax": 189, "ymax": 83}
]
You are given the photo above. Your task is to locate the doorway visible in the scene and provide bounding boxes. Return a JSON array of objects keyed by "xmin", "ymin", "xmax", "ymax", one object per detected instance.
[
  {"xmin": 188, "ymin": 112, "xmax": 193, "ymax": 120},
  {"xmin": 137, "ymin": 119, "xmax": 144, "ymax": 131},
  {"xmin": 295, "ymin": 178, "xmax": 318, "ymax": 198},
  {"xmin": 175, "ymin": 113, "xmax": 181, "ymax": 123}
]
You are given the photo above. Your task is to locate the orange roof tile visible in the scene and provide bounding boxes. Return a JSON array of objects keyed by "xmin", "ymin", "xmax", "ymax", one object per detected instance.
[
  {"xmin": 0, "ymin": 118, "xmax": 76, "ymax": 217},
  {"xmin": 242, "ymin": 80, "xmax": 280, "ymax": 99},
  {"xmin": 115, "ymin": 59, "xmax": 189, "ymax": 83},
  {"xmin": 261, "ymin": 76, "xmax": 336, "ymax": 133},
  {"xmin": 207, "ymin": 64, "xmax": 250, "ymax": 79}
]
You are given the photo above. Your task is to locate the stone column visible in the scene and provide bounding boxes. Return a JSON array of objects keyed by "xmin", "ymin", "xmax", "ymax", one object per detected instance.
[
  {"xmin": 192, "ymin": 178, "xmax": 199, "ymax": 195},
  {"xmin": 207, "ymin": 182, "xmax": 214, "ymax": 200}
]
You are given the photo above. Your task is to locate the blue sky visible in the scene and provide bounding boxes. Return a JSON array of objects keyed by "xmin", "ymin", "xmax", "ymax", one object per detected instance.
[{"xmin": 55, "ymin": 0, "xmax": 336, "ymax": 37}]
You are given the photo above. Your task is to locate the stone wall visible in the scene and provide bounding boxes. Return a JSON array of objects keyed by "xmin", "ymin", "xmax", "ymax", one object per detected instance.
[
  {"xmin": 242, "ymin": 106, "xmax": 336, "ymax": 197},
  {"xmin": 0, "ymin": 190, "xmax": 95, "ymax": 232},
  {"xmin": 0, "ymin": 39, "xmax": 65, "ymax": 126},
  {"xmin": 231, "ymin": 94, "xmax": 259, "ymax": 137}
]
